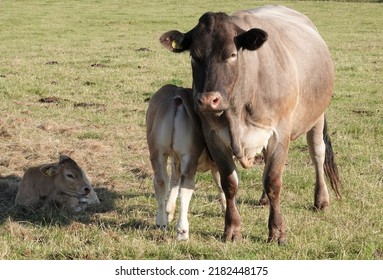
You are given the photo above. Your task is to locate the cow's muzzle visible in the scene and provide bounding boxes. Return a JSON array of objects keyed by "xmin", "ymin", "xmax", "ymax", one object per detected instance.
[{"xmin": 196, "ymin": 91, "xmax": 224, "ymax": 114}]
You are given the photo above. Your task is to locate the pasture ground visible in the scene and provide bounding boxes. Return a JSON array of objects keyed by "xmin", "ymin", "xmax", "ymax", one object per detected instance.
[{"xmin": 0, "ymin": 0, "xmax": 382, "ymax": 259}]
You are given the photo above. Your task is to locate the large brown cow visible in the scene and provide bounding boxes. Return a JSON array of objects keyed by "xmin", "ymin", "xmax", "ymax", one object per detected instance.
[
  {"xmin": 160, "ymin": 5, "xmax": 340, "ymax": 243},
  {"xmin": 146, "ymin": 84, "xmax": 226, "ymax": 240}
]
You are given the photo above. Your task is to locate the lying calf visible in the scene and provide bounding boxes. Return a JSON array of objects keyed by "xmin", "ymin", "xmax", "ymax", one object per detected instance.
[
  {"xmin": 146, "ymin": 84, "xmax": 226, "ymax": 240},
  {"xmin": 15, "ymin": 155, "xmax": 100, "ymax": 211}
]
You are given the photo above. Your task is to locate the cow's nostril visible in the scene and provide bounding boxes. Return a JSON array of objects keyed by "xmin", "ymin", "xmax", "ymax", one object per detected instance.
[
  {"xmin": 84, "ymin": 187, "xmax": 90, "ymax": 194},
  {"xmin": 212, "ymin": 97, "xmax": 220, "ymax": 105}
]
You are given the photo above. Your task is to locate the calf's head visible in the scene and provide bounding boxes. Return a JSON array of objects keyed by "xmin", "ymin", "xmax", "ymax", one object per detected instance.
[
  {"xmin": 40, "ymin": 155, "xmax": 92, "ymax": 200},
  {"xmin": 160, "ymin": 12, "xmax": 267, "ymax": 115}
]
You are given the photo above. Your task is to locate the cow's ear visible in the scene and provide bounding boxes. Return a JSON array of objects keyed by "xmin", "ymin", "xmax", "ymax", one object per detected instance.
[
  {"xmin": 235, "ymin": 28, "xmax": 268, "ymax": 51},
  {"xmin": 59, "ymin": 154, "xmax": 72, "ymax": 164},
  {"xmin": 40, "ymin": 164, "xmax": 58, "ymax": 177},
  {"xmin": 160, "ymin": 30, "xmax": 192, "ymax": 53}
]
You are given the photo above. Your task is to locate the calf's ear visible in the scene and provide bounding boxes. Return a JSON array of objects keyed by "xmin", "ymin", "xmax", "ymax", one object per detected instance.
[
  {"xmin": 235, "ymin": 28, "xmax": 268, "ymax": 51},
  {"xmin": 160, "ymin": 30, "xmax": 192, "ymax": 53},
  {"xmin": 59, "ymin": 154, "xmax": 70, "ymax": 163},
  {"xmin": 40, "ymin": 164, "xmax": 59, "ymax": 177}
]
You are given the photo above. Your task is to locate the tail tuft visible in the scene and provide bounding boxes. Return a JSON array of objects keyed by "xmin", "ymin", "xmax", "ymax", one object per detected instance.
[{"xmin": 323, "ymin": 118, "xmax": 341, "ymax": 199}]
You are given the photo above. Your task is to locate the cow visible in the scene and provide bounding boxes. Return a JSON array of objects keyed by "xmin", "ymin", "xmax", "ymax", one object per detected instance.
[
  {"xmin": 15, "ymin": 155, "xmax": 100, "ymax": 212},
  {"xmin": 146, "ymin": 84, "xmax": 226, "ymax": 240},
  {"xmin": 160, "ymin": 5, "xmax": 340, "ymax": 244}
]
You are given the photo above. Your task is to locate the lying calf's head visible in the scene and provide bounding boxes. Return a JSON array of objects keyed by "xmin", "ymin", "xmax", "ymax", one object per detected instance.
[{"xmin": 40, "ymin": 155, "xmax": 100, "ymax": 209}]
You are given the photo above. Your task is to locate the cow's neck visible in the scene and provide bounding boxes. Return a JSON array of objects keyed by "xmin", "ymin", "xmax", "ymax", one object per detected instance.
[{"xmin": 225, "ymin": 57, "xmax": 272, "ymax": 168}]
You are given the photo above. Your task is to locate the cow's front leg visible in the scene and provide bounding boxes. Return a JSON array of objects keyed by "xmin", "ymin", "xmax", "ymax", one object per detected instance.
[
  {"xmin": 201, "ymin": 120, "xmax": 240, "ymax": 242},
  {"xmin": 222, "ymin": 170, "xmax": 241, "ymax": 242},
  {"xmin": 263, "ymin": 135, "xmax": 290, "ymax": 245}
]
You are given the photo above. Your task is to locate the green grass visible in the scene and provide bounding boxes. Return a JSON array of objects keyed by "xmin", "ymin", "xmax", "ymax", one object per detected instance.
[{"xmin": 0, "ymin": 0, "xmax": 382, "ymax": 260}]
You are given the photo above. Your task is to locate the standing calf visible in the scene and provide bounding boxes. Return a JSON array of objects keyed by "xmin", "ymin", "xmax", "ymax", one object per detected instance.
[
  {"xmin": 15, "ymin": 155, "xmax": 100, "ymax": 211},
  {"xmin": 146, "ymin": 84, "xmax": 226, "ymax": 240}
]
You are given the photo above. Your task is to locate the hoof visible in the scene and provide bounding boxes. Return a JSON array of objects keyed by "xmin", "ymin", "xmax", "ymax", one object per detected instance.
[
  {"xmin": 267, "ymin": 236, "xmax": 287, "ymax": 245},
  {"xmin": 267, "ymin": 228, "xmax": 286, "ymax": 245},
  {"xmin": 314, "ymin": 201, "xmax": 329, "ymax": 211},
  {"xmin": 177, "ymin": 230, "xmax": 189, "ymax": 241},
  {"xmin": 156, "ymin": 224, "xmax": 167, "ymax": 230},
  {"xmin": 258, "ymin": 198, "xmax": 269, "ymax": 206},
  {"xmin": 222, "ymin": 231, "xmax": 242, "ymax": 242},
  {"xmin": 278, "ymin": 237, "xmax": 288, "ymax": 246},
  {"xmin": 258, "ymin": 192, "xmax": 269, "ymax": 206}
]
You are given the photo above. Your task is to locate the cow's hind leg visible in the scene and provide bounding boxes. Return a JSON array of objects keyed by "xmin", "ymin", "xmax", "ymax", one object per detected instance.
[
  {"xmin": 307, "ymin": 114, "xmax": 329, "ymax": 210},
  {"xmin": 151, "ymin": 153, "xmax": 169, "ymax": 228},
  {"xmin": 210, "ymin": 166, "xmax": 226, "ymax": 212},
  {"xmin": 176, "ymin": 155, "xmax": 198, "ymax": 241},
  {"xmin": 166, "ymin": 157, "xmax": 181, "ymax": 223},
  {"xmin": 263, "ymin": 133, "xmax": 290, "ymax": 244},
  {"xmin": 259, "ymin": 149, "xmax": 269, "ymax": 206},
  {"xmin": 177, "ymin": 183, "xmax": 194, "ymax": 241}
]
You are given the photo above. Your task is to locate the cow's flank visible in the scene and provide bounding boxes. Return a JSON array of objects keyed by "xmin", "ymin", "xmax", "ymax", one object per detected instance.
[{"xmin": 160, "ymin": 5, "xmax": 340, "ymax": 243}]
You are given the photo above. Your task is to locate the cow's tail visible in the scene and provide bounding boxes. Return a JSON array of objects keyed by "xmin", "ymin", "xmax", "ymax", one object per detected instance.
[
  {"xmin": 175, "ymin": 88, "xmax": 204, "ymax": 139},
  {"xmin": 323, "ymin": 117, "xmax": 341, "ymax": 199}
]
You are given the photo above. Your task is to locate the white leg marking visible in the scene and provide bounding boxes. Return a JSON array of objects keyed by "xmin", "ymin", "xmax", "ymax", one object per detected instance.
[{"xmin": 177, "ymin": 185, "xmax": 194, "ymax": 241}]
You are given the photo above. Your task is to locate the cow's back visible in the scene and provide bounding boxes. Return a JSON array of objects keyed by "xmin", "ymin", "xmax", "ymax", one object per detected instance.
[
  {"xmin": 232, "ymin": 5, "xmax": 334, "ymax": 138},
  {"xmin": 239, "ymin": 6, "xmax": 317, "ymax": 30}
]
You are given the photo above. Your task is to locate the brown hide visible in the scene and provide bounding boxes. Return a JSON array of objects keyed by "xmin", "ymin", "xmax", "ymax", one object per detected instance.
[
  {"xmin": 15, "ymin": 155, "xmax": 99, "ymax": 211},
  {"xmin": 146, "ymin": 85, "xmax": 225, "ymax": 240}
]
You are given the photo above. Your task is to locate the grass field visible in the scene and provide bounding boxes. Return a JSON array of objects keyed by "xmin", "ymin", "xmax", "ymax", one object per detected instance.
[{"xmin": 0, "ymin": 0, "xmax": 382, "ymax": 260}]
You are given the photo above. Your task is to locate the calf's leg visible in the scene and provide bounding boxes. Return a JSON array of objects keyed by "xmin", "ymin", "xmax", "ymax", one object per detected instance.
[
  {"xmin": 166, "ymin": 157, "xmax": 181, "ymax": 223},
  {"xmin": 176, "ymin": 155, "xmax": 198, "ymax": 241},
  {"xmin": 151, "ymin": 153, "xmax": 169, "ymax": 228},
  {"xmin": 210, "ymin": 166, "xmax": 226, "ymax": 212}
]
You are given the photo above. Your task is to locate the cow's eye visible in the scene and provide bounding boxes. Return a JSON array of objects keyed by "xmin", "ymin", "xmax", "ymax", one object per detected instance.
[
  {"xmin": 66, "ymin": 173, "xmax": 75, "ymax": 179},
  {"xmin": 225, "ymin": 51, "xmax": 237, "ymax": 62}
]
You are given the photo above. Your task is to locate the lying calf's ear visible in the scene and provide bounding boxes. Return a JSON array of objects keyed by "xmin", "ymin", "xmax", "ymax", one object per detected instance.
[
  {"xmin": 59, "ymin": 154, "xmax": 72, "ymax": 163},
  {"xmin": 40, "ymin": 164, "xmax": 58, "ymax": 176}
]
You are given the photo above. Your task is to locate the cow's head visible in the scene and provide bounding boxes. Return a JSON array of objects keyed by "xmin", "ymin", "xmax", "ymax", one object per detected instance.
[
  {"xmin": 40, "ymin": 155, "xmax": 97, "ymax": 203},
  {"xmin": 160, "ymin": 12, "xmax": 267, "ymax": 116}
]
